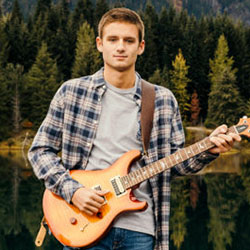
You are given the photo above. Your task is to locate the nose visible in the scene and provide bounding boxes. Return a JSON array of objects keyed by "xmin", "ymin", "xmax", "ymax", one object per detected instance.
[{"xmin": 116, "ymin": 39, "xmax": 125, "ymax": 52}]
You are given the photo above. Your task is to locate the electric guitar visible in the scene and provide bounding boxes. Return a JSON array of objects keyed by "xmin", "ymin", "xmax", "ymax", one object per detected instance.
[{"xmin": 42, "ymin": 117, "xmax": 250, "ymax": 248}]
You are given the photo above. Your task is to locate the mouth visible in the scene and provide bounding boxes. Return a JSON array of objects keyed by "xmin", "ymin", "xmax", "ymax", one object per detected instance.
[{"xmin": 113, "ymin": 55, "xmax": 127, "ymax": 59}]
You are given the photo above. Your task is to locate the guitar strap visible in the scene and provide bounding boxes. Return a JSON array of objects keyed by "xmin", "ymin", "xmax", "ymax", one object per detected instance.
[{"xmin": 141, "ymin": 79, "xmax": 155, "ymax": 155}]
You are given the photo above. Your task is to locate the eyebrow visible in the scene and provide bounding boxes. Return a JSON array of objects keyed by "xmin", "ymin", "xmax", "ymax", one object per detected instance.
[{"xmin": 106, "ymin": 35, "xmax": 137, "ymax": 40}]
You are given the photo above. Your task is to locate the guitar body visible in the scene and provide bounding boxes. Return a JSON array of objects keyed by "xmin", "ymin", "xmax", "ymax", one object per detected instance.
[{"xmin": 42, "ymin": 150, "xmax": 147, "ymax": 248}]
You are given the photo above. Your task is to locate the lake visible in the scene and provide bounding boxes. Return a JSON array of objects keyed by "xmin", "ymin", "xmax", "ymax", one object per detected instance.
[{"xmin": 0, "ymin": 150, "xmax": 249, "ymax": 250}]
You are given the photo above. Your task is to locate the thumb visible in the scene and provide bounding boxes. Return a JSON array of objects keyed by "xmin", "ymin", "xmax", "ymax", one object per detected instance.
[{"xmin": 96, "ymin": 190, "xmax": 109, "ymax": 196}]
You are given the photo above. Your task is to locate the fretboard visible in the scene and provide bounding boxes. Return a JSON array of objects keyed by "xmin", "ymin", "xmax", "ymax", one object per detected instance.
[{"xmin": 121, "ymin": 125, "xmax": 237, "ymax": 189}]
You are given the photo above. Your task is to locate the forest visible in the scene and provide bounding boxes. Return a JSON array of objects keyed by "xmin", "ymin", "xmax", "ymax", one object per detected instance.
[{"xmin": 0, "ymin": 0, "xmax": 250, "ymax": 141}]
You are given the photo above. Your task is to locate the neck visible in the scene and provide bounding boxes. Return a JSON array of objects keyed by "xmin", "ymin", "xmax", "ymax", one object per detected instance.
[{"xmin": 103, "ymin": 66, "xmax": 136, "ymax": 89}]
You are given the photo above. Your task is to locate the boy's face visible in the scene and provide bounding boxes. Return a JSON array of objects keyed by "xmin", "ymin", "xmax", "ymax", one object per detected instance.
[{"xmin": 96, "ymin": 22, "xmax": 145, "ymax": 72}]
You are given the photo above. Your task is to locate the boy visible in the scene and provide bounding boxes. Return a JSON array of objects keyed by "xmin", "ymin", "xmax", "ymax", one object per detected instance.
[{"xmin": 28, "ymin": 8, "xmax": 241, "ymax": 250}]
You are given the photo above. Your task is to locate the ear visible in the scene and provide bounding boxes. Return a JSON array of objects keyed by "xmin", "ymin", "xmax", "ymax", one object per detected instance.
[
  {"xmin": 137, "ymin": 40, "xmax": 145, "ymax": 56},
  {"xmin": 96, "ymin": 37, "xmax": 103, "ymax": 53}
]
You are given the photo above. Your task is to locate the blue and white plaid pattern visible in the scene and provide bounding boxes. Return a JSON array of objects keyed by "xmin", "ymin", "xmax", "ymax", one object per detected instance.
[{"xmin": 28, "ymin": 68, "xmax": 216, "ymax": 250}]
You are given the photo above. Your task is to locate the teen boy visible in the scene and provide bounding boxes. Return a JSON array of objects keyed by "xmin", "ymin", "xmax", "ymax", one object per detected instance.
[{"xmin": 28, "ymin": 8, "xmax": 241, "ymax": 250}]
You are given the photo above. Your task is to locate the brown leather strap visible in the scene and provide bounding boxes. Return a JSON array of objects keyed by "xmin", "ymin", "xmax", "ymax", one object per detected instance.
[
  {"xmin": 141, "ymin": 79, "xmax": 155, "ymax": 155},
  {"xmin": 35, "ymin": 217, "xmax": 47, "ymax": 247}
]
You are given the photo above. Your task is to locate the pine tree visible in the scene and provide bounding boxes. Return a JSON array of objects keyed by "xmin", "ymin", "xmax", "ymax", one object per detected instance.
[
  {"xmin": 72, "ymin": 0, "xmax": 94, "ymax": 32},
  {"xmin": 72, "ymin": 21, "xmax": 102, "ymax": 78},
  {"xmin": 3, "ymin": 0, "xmax": 34, "ymax": 70},
  {"xmin": 169, "ymin": 49, "xmax": 191, "ymax": 122},
  {"xmin": 148, "ymin": 66, "xmax": 170, "ymax": 89},
  {"xmin": 0, "ymin": 63, "xmax": 23, "ymax": 139},
  {"xmin": 24, "ymin": 42, "xmax": 60, "ymax": 127},
  {"xmin": 94, "ymin": 0, "xmax": 109, "ymax": 34},
  {"xmin": 205, "ymin": 34, "xmax": 243, "ymax": 127},
  {"xmin": 136, "ymin": 3, "xmax": 159, "ymax": 79}
]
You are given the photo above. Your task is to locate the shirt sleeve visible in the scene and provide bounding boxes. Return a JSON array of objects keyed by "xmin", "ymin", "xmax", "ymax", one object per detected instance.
[
  {"xmin": 169, "ymin": 99, "xmax": 218, "ymax": 177},
  {"xmin": 28, "ymin": 85, "xmax": 83, "ymax": 203}
]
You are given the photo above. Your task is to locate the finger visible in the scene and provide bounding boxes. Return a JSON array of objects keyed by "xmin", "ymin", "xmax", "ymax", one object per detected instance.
[
  {"xmin": 210, "ymin": 136, "xmax": 231, "ymax": 152},
  {"xmin": 210, "ymin": 124, "xmax": 228, "ymax": 137},
  {"xmin": 217, "ymin": 134, "xmax": 234, "ymax": 147},
  {"xmin": 86, "ymin": 198, "xmax": 103, "ymax": 209},
  {"xmin": 227, "ymin": 132, "xmax": 242, "ymax": 142},
  {"xmin": 83, "ymin": 206, "xmax": 99, "ymax": 216}
]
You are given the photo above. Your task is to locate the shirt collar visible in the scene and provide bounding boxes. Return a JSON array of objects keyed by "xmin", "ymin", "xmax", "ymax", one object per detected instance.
[{"xmin": 91, "ymin": 67, "xmax": 142, "ymax": 100}]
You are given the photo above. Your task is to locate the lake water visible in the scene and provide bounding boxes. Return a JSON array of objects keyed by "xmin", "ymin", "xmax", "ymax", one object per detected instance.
[{"xmin": 0, "ymin": 150, "xmax": 249, "ymax": 250}]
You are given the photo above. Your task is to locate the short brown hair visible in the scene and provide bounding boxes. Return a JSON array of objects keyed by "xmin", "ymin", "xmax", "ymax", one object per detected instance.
[{"xmin": 98, "ymin": 8, "xmax": 145, "ymax": 42}]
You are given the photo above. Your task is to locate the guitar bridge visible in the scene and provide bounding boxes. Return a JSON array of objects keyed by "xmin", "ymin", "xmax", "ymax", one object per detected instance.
[{"xmin": 110, "ymin": 176, "xmax": 126, "ymax": 197}]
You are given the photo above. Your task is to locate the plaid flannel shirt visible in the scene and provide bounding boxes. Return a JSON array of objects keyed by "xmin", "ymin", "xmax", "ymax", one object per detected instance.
[{"xmin": 28, "ymin": 68, "xmax": 216, "ymax": 250}]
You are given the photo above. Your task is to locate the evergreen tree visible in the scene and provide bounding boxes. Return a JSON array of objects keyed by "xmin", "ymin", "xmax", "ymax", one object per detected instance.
[
  {"xmin": 158, "ymin": 7, "xmax": 182, "ymax": 71},
  {"xmin": 148, "ymin": 66, "xmax": 170, "ymax": 89},
  {"xmin": 72, "ymin": 21, "xmax": 102, "ymax": 78},
  {"xmin": 4, "ymin": 0, "xmax": 34, "ymax": 70},
  {"xmin": 0, "ymin": 14, "xmax": 8, "ymax": 66},
  {"xmin": 72, "ymin": 0, "xmax": 94, "ymax": 32},
  {"xmin": 23, "ymin": 42, "xmax": 60, "ymax": 127},
  {"xmin": 205, "ymin": 34, "xmax": 243, "ymax": 127},
  {"xmin": 51, "ymin": 0, "xmax": 73, "ymax": 80},
  {"xmin": 169, "ymin": 49, "xmax": 191, "ymax": 122},
  {"xmin": 94, "ymin": 0, "xmax": 109, "ymax": 34},
  {"xmin": 34, "ymin": 0, "xmax": 52, "ymax": 22},
  {"xmin": 0, "ymin": 64, "xmax": 24, "ymax": 139},
  {"xmin": 136, "ymin": 3, "xmax": 159, "ymax": 79}
]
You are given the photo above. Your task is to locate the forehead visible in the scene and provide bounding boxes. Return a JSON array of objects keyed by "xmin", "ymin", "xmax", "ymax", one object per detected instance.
[{"xmin": 102, "ymin": 22, "xmax": 139, "ymax": 39}]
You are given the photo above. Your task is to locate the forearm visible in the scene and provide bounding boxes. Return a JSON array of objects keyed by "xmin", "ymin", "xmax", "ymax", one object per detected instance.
[
  {"xmin": 171, "ymin": 151, "xmax": 218, "ymax": 177},
  {"xmin": 28, "ymin": 145, "xmax": 83, "ymax": 203}
]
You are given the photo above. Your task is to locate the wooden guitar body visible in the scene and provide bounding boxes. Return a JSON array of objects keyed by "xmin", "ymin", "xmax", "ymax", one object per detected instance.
[{"xmin": 43, "ymin": 150, "xmax": 147, "ymax": 248}]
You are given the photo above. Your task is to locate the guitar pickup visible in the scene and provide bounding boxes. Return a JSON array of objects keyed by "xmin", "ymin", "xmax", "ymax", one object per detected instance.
[{"xmin": 110, "ymin": 176, "xmax": 126, "ymax": 197}]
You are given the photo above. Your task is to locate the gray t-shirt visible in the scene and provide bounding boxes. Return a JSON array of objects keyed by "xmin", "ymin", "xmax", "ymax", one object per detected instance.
[{"xmin": 85, "ymin": 75, "xmax": 155, "ymax": 236}]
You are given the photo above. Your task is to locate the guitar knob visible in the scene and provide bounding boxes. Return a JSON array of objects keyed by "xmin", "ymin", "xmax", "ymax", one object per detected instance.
[
  {"xmin": 96, "ymin": 212, "xmax": 103, "ymax": 219},
  {"xmin": 70, "ymin": 217, "xmax": 77, "ymax": 225}
]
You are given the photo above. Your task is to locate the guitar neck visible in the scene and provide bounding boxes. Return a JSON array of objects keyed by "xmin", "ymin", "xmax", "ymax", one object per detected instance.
[{"xmin": 121, "ymin": 125, "xmax": 238, "ymax": 190}]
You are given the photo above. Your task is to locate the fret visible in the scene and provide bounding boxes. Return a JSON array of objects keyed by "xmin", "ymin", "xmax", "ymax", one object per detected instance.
[
  {"xmin": 184, "ymin": 147, "xmax": 191, "ymax": 159},
  {"xmin": 156, "ymin": 162, "xmax": 162, "ymax": 173},
  {"xmin": 129, "ymin": 172, "xmax": 136, "ymax": 185},
  {"xmin": 193, "ymin": 142, "xmax": 201, "ymax": 155},
  {"xmin": 142, "ymin": 167, "xmax": 149, "ymax": 179},
  {"xmin": 147, "ymin": 165, "xmax": 155, "ymax": 177},
  {"xmin": 187, "ymin": 145, "xmax": 195, "ymax": 157},
  {"xmin": 179, "ymin": 150, "xmax": 185, "ymax": 161},
  {"xmin": 159, "ymin": 160, "xmax": 165, "ymax": 171},
  {"xmin": 170, "ymin": 154, "xmax": 178, "ymax": 165},
  {"xmin": 174, "ymin": 151, "xmax": 181, "ymax": 164},
  {"xmin": 137, "ymin": 168, "xmax": 144, "ymax": 182},
  {"xmin": 161, "ymin": 158, "xmax": 168, "ymax": 170}
]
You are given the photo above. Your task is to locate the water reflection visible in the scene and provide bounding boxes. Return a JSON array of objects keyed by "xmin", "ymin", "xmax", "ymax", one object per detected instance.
[{"xmin": 0, "ymin": 152, "xmax": 249, "ymax": 250}]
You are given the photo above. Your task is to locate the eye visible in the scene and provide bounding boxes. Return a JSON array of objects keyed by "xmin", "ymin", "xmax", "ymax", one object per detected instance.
[
  {"xmin": 108, "ymin": 37, "xmax": 117, "ymax": 42},
  {"xmin": 126, "ymin": 39, "xmax": 135, "ymax": 43}
]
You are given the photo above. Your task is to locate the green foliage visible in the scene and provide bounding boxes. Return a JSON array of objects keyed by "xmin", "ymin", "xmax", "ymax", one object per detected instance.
[
  {"xmin": 170, "ymin": 178, "xmax": 189, "ymax": 250},
  {"xmin": 0, "ymin": 0, "xmax": 250, "ymax": 136},
  {"xmin": 0, "ymin": 63, "xmax": 24, "ymax": 140},
  {"xmin": 205, "ymin": 175, "xmax": 242, "ymax": 250},
  {"xmin": 136, "ymin": 3, "xmax": 159, "ymax": 78},
  {"xmin": 205, "ymin": 34, "xmax": 243, "ymax": 127},
  {"xmin": 148, "ymin": 66, "xmax": 170, "ymax": 89},
  {"xmin": 72, "ymin": 21, "xmax": 102, "ymax": 78},
  {"xmin": 169, "ymin": 49, "xmax": 191, "ymax": 122},
  {"xmin": 23, "ymin": 42, "xmax": 60, "ymax": 127}
]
